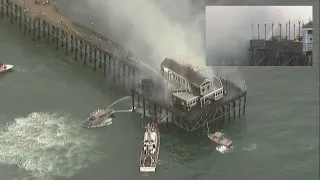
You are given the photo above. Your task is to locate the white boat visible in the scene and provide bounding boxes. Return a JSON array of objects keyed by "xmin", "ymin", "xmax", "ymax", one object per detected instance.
[
  {"xmin": 140, "ymin": 122, "xmax": 160, "ymax": 172},
  {"xmin": 0, "ymin": 64, "xmax": 14, "ymax": 73},
  {"xmin": 84, "ymin": 108, "xmax": 115, "ymax": 128}
]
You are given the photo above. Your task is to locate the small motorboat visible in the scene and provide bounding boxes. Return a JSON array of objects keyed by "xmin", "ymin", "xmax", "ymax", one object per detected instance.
[
  {"xmin": 140, "ymin": 122, "xmax": 160, "ymax": 172},
  {"xmin": 84, "ymin": 108, "xmax": 115, "ymax": 128},
  {"xmin": 0, "ymin": 64, "xmax": 14, "ymax": 73},
  {"xmin": 208, "ymin": 132, "xmax": 233, "ymax": 148}
]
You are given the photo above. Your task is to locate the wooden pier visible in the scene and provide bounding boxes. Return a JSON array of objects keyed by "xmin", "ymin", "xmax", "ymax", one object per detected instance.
[
  {"xmin": 131, "ymin": 77, "xmax": 247, "ymax": 132},
  {"xmin": 249, "ymin": 41, "xmax": 312, "ymax": 66},
  {"xmin": 1, "ymin": 0, "xmax": 139, "ymax": 88},
  {"xmin": 1, "ymin": 0, "xmax": 248, "ymax": 133},
  {"xmin": 249, "ymin": 21, "xmax": 313, "ymax": 66}
]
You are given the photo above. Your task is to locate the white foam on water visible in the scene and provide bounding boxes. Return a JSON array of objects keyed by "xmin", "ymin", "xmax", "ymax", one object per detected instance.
[
  {"xmin": 242, "ymin": 143, "xmax": 257, "ymax": 152},
  {"xmin": 157, "ymin": 159, "xmax": 167, "ymax": 165},
  {"xmin": 7, "ymin": 65, "xmax": 46, "ymax": 73},
  {"xmin": 88, "ymin": 118, "xmax": 113, "ymax": 128},
  {"xmin": 11, "ymin": 66, "xmax": 28, "ymax": 73},
  {"xmin": 0, "ymin": 112, "xmax": 103, "ymax": 180}
]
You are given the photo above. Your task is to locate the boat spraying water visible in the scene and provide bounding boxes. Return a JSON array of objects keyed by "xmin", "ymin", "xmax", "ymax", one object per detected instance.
[
  {"xmin": 84, "ymin": 96, "xmax": 132, "ymax": 128},
  {"xmin": 84, "ymin": 109, "xmax": 115, "ymax": 128}
]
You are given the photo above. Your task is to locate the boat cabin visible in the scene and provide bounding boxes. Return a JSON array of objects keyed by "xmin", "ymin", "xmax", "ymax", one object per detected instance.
[
  {"xmin": 143, "ymin": 155, "xmax": 155, "ymax": 167},
  {"xmin": 142, "ymin": 126, "xmax": 157, "ymax": 154}
]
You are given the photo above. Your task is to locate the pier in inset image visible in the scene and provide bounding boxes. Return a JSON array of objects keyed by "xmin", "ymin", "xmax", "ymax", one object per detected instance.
[
  {"xmin": 249, "ymin": 20, "xmax": 313, "ymax": 66},
  {"xmin": 206, "ymin": 6, "xmax": 313, "ymax": 66}
]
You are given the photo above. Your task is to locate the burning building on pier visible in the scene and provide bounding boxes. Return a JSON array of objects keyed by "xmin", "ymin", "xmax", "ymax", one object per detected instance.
[{"xmin": 160, "ymin": 58, "xmax": 224, "ymax": 111}]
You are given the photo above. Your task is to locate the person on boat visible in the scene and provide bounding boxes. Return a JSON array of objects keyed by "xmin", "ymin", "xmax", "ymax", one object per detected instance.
[
  {"xmin": 151, "ymin": 122, "xmax": 158, "ymax": 128},
  {"xmin": 0, "ymin": 64, "xmax": 6, "ymax": 69}
]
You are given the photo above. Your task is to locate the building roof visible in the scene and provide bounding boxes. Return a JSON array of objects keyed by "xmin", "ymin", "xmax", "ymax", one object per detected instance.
[
  {"xmin": 303, "ymin": 21, "xmax": 313, "ymax": 28},
  {"xmin": 213, "ymin": 77, "xmax": 222, "ymax": 89},
  {"xmin": 161, "ymin": 58, "xmax": 207, "ymax": 86},
  {"xmin": 173, "ymin": 92, "xmax": 198, "ymax": 101}
]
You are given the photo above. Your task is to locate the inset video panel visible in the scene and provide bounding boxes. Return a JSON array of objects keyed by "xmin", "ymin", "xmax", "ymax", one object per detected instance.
[{"xmin": 206, "ymin": 6, "xmax": 313, "ymax": 66}]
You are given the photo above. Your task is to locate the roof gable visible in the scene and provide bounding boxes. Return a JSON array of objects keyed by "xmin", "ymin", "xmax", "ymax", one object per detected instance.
[
  {"xmin": 199, "ymin": 79, "xmax": 212, "ymax": 87},
  {"xmin": 161, "ymin": 58, "xmax": 206, "ymax": 86}
]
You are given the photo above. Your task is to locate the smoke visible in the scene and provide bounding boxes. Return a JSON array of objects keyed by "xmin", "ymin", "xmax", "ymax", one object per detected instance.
[
  {"xmin": 206, "ymin": 6, "xmax": 313, "ymax": 66},
  {"xmin": 84, "ymin": 0, "xmax": 206, "ymax": 70}
]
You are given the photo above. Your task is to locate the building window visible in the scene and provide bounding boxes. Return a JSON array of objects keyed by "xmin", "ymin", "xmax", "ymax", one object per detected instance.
[
  {"xmin": 202, "ymin": 88, "xmax": 205, "ymax": 93},
  {"xmin": 310, "ymin": 38, "xmax": 312, "ymax": 41},
  {"xmin": 207, "ymin": 86, "xmax": 210, "ymax": 90}
]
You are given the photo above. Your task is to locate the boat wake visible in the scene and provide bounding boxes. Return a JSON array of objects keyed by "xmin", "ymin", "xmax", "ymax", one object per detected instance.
[
  {"xmin": 0, "ymin": 112, "xmax": 103, "ymax": 180},
  {"xmin": 10, "ymin": 66, "xmax": 28, "ymax": 73},
  {"xmin": 242, "ymin": 143, "xmax": 257, "ymax": 152},
  {"xmin": 88, "ymin": 118, "xmax": 113, "ymax": 128},
  {"xmin": 157, "ymin": 159, "xmax": 167, "ymax": 165}
]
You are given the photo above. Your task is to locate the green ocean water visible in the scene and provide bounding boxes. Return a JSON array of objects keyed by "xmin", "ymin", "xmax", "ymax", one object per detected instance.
[{"xmin": 1, "ymin": 0, "xmax": 319, "ymax": 180}]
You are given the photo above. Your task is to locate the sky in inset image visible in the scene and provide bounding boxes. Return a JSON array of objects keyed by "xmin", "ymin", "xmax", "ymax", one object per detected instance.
[{"xmin": 206, "ymin": 6, "xmax": 313, "ymax": 66}]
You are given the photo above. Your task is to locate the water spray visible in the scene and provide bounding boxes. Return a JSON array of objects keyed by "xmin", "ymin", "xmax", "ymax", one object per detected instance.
[
  {"xmin": 106, "ymin": 96, "xmax": 131, "ymax": 110},
  {"xmin": 127, "ymin": 57, "xmax": 169, "ymax": 84},
  {"xmin": 113, "ymin": 109, "xmax": 133, "ymax": 113}
]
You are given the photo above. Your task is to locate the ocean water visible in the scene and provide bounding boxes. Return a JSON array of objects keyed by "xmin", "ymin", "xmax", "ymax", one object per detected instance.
[{"xmin": 1, "ymin": 0, "xmax": 319, "ymax": 180}]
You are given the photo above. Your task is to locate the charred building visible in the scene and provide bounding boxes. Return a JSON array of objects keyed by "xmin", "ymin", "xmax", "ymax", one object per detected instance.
[{"xmin": 160, "ymin": 58, "xmax": 224, "ymax": 111}]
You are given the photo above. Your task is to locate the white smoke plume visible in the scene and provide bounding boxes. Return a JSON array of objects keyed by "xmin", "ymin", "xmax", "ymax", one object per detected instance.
[
  {"xmin": 206, "ymin": 6, "xmax": 313, "ymax": 65},
  {"xmin": 82, "ymin": 0, "xmax": 206, "ymax": 70}
]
